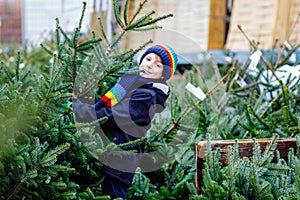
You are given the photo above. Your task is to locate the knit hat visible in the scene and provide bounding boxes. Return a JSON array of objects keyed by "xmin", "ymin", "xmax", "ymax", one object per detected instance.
[{"xmin": 139, "ymin": 44, "xmax": 178, "ymax": 80}]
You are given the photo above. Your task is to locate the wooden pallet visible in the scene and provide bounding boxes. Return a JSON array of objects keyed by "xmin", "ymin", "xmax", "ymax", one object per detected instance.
[{"xmin": 195, "ymin": 137, "xmax": 297, "ymax": 194}]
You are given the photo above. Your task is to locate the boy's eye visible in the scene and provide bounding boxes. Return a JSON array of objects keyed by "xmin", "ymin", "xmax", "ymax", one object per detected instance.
[{"xmin": 157, "ymin": 62, "xmax": 163, "ymax": 67}]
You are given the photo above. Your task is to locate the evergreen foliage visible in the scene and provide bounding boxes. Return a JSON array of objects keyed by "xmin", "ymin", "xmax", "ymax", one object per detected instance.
[
  {"xmin": 198, "ymin": 136, "xmax": 300, "ymax": 200},
  {"xmin": 0, "ymin": 0, "xmax": 299, "ymax": 199}
]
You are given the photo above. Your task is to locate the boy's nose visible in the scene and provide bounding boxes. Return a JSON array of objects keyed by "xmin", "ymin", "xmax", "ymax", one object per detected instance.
[{"xmin": 147, "ymin": 62, "xmax": 154, "ymax": 68}]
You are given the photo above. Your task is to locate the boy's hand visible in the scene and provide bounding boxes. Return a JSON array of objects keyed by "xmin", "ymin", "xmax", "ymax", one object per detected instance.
[
  {"xmin": 60, "ymin": 99, "xmax": 73, "ymax": 113},
  {"xmin": 60, "ymin": 98, "xmax": 82, "ymax": 113}
]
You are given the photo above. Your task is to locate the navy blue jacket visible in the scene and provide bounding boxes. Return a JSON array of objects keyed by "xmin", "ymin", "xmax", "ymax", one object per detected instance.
[{"xmin": 72, "ymin": 80, "xmax": 170, "ymax": 187}]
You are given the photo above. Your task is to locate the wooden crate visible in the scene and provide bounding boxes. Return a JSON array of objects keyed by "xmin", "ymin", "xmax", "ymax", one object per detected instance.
[{"xmin": 195, "ymin": 137, "xmax": 297, "ymax": 194}]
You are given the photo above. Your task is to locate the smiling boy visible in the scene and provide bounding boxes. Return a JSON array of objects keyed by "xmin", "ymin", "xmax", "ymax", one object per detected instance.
[{"xmin": 71, "ymin": 44, "xmax": 178, "ymax": 199}]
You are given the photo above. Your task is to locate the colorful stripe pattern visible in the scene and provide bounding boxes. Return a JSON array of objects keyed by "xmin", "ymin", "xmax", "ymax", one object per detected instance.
[
  {"xmin": 94, "ymin": 83, "xmax": 126, "ymax": 109},
  {"xmin": 99, "ymin": 83, "xmax": 126, "ymax": 108},
  {"xmin": 94, "ymin": 71, "xmax": 139, "ymax": 110}
]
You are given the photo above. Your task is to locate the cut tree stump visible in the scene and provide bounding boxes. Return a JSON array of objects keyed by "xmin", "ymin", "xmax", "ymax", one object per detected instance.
[{"xmin": 195, "ymin": 137, "xmax": 297, "ymax": 194}]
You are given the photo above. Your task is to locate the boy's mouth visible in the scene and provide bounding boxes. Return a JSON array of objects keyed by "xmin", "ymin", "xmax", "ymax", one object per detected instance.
[{"xmin": 143, "ymin": 70, "xmax": 151, "ymax": 74}]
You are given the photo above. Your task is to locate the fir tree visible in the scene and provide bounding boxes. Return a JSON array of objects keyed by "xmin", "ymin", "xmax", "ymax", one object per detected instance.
[
  {"xmin": 0, "ymin": 0, "xmax": 299, "ymax": 199},
  {"xmin": 0, "ymin": 0, "xmax": 175, "ymax": 199}
]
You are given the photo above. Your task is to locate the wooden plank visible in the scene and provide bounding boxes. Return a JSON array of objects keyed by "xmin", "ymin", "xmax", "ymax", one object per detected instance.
[
  {"xmin": 120, "ymin": 0, "xmax": 158, "ymax": 50},
  {"xmin": 225, "ymin": 0, "xmax": 278, "ymax": 50},
  {"xmin": 273, "ymin": 0, "xmax": 292, "ymax": 44},
  {"xmin": 208, "ymin": 0, "xmax": 227, "ymax": 49},
  {"xmin": 195, "ymin": 137, "xmax": 297, "ymax": 194},
  {"xmin": 286, "ymin": 0, "xmax": 300, "ymax": 46},
  {"xmin": 121, "ymin": 0, "xmax": 210, "ymax": 52}
]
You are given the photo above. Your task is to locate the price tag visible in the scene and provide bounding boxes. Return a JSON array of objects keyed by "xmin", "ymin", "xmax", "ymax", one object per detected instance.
[
  {"xmin": 248, "ymin": 50, "xmax": 262, "ymax": 72},
  {"xmin": 236, "ymin": 77, "xmax": 248, "ymax": 87},
  {"xmin": 185, "ymin": 82, "xmax": 206, "ymax": 101}
]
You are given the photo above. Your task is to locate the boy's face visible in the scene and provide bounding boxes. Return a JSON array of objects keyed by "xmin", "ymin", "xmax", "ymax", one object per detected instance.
[{"xmin": 139, "ymin": 53, "xmax": 164, "ymax": 79}]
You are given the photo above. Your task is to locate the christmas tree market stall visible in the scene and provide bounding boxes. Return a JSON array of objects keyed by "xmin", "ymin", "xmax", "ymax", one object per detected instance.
[{"xmin": 0, "ymin": 0, "xmax": 299, "ymax": 199}]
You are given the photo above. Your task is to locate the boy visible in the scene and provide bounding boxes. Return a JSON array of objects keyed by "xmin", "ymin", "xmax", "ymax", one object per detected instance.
[{"xmin": 71, "ymin": 44, "xmax": 178, "ymax": 199}]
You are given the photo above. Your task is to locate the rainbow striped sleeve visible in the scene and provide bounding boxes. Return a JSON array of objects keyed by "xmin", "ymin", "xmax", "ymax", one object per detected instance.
[{"xmin": 100, "ymin": 83, "xmax": 126, "ymax": 107}]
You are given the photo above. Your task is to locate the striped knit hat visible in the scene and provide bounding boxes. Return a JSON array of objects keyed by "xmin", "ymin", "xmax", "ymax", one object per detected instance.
[{"xmin": 139, "ymin": 44, "xmax": 178, "ymax": 80}]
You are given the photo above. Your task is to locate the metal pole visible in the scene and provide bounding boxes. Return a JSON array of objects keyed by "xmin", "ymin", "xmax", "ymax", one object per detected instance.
[{"xmin": 106, "ymin": 0, "xmax": 113, "ymax": 43}]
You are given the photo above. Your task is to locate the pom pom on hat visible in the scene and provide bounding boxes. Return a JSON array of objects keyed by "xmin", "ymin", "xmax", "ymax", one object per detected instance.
[{"xmin": 139, "ymin": 44, "xmax": 178, "ymax": 80}]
